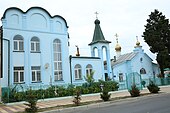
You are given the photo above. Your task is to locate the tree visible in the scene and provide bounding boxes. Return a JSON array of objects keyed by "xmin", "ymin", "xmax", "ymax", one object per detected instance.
[
  {"xmin": 24, "ymin": 89, "xmax": 38, "ymax": 113},
  {"xmin": 84, "ymin": 71, "xmax": 95, "ymax": 86},
  {"xmin": 143, "ymin": 9, "xmax": 170, "ymax": 76}
]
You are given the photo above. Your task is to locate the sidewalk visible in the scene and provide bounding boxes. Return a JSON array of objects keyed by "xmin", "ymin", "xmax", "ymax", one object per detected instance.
[{"xmin": 0, "ymin": 85, "xmax": 170, "ymax": 113}]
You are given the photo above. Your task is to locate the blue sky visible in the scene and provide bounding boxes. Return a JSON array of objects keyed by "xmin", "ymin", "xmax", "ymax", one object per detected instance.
[{"xmin": 1, "ymin": 0, "xmax": 170, "ymax": 62}]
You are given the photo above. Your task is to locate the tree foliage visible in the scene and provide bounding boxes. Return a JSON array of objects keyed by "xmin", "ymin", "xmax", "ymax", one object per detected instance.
[
  {"xmin": 143, "ymin": 9, "xmax": 170, "ymax": 76},
  {"xmin": 84, "ymin": 71, "xmax": 95, "ymax": 86}
]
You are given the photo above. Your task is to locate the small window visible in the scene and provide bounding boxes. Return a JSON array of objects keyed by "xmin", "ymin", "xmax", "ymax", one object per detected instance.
[
  {"xmin": 31, "ymin": 66, "xmax": 41, "ymax": 82},
  {"xmin": 86, "ymin": 64, "xmax": 93, "ymax": 76},
  {"xmin": 74, "ymin": 64, "xmax": 82, "ymax": 80},
  {"xmin": 119, "ymin": 73, "xmax": 123, "ymax": 82},
  {"xmin": 13, "ymin": 35, "xmax": 24, "ymax": 51},
  {"xmin": 13, "ymin": 66, "xmax": 24, "ymax": 83},
  {"xmin": 140, "ymin": 68, "xmax": 146, "ymax": 74},
  {"xmin": 31, "ymin": 37, "xmax": 40, "ymax": 52}
]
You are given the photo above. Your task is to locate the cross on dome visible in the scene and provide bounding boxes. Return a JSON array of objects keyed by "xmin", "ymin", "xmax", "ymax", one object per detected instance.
[
  {"xmin": 115, "ymin": 33, "xmax": 119, "ymax": 43},
  {"xmin": 95, "ymin": 11, "xmax": 99, "ymax": 19}
]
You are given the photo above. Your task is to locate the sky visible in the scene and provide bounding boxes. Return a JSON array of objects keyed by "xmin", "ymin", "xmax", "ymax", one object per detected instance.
[{"xmin": 1, "ymin": 0, "xmax": 170, "ymax": 62}]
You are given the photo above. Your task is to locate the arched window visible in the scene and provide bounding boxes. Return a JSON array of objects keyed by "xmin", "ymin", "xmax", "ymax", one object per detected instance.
[
  {"xmin": 93, "ymin": 47, "xmax": 98, "ymax": 57},
  {"xmin": 74, "ymin": 64, "xmax": 82, "ymax": 80},
  {"xmin": 53, "ymin": 39, "xmax": 62, "ymax": 81},
  {"xmin": 13, "ymin": 35, "xmax": 24, "ymax": 51},
  {"xmin": 140, "ymin": 68, "xmax": 146, "ymax": 74},
  {"xmin": 31, "ymin": 37, "xmax": 40, "ymax": 52},
  {"xmin": 86, "ymin": 64, "xmax": 93, "ymax": 76}
]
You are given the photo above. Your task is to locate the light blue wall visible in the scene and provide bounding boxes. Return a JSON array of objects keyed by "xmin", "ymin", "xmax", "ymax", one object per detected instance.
[
  {"xmin": 2, "ymin": 7, "xmax": 70, "ymax": 87},
  {"xmin": 90, "ymin": 43, "xmax": 112, "ymax": 79},
  {"xmin": 112, "ymin": 46, "xmax": 160, "ymax": 85},
  {"xmin": 71, "ymin": 57, "xmax": 103, "ymax": 85}
]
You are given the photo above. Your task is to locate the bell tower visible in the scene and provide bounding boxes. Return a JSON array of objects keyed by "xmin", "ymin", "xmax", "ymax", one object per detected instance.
[{"xmin": 89, "ymin": 13, "xmax": 112, "ymax": 80}]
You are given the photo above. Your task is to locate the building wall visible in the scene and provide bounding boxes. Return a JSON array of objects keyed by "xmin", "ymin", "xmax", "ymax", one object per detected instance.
[
  {"xmin": 131, "ymin": 53, "xmax": 153, "ymax": 80},
  {"xmin": 2, "ymin": 7, "xmax": 70, "ymax": 87},
  {"xmin": 112, "ymin": 62, "xmax": 128, "ymax": 81},
  {"xmin": 71, "ymin": 57, "xmax": 103, "ymax": 85}
]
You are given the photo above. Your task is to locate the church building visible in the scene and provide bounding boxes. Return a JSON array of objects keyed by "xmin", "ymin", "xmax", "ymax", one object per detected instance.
[
  {"xmin": 109, "ymin": 36, "xmax": 160, "ymax": 89},
  {"xmin": 0, "ymin": 7, "xmax": 160, "ymax": 91}
]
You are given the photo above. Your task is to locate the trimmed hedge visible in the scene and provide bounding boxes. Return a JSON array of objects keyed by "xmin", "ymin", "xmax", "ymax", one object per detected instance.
[{"xmin": 2, "ymin": 80, "xmax": 118, "ymax": 103}]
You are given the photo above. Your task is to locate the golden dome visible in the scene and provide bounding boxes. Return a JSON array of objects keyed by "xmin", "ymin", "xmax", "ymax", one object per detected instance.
[
  {"xmin": 114, "ymin": 34, "xmax": 121, "ymax": 51},
  {"xmin": 135, "ymin": 36, "xmax": 141, "ymax": 47},
  {"xmin": 115, "ymin": 43, "xmax": 121, "ymax": 51},
  {"xmin": 136, "ymin": 40, "xmax": 140, "ymax": 46}
]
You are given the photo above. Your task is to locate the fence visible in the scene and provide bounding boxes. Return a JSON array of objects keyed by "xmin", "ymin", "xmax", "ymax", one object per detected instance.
[{"xmin": 118, "ymin": 73, "xmax": 170, "ymax": 90}]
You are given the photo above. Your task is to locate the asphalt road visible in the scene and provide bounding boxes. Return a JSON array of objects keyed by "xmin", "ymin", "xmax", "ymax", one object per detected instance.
[{"xmin": 44, "ymin": 93, "xmax": 170, "ymax": 113}]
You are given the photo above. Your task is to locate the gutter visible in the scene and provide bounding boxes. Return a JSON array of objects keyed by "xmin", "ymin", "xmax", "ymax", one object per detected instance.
[
  {"xmin": 2, "ymin": 28, "xmax": 10, "ymax": 86},
  {"xmin": 69, "ymin": 55, "xmax": 72, "ymax": 84}
]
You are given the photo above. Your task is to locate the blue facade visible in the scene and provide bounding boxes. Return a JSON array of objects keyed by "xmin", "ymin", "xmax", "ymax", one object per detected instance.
[
  {"xmin": 111, "ymin": 44, "xmax": 160, "ymax": 89},
  {"xmin": 2, "ymin": 7, "xmax": 70, "ymax": 87},
  {"xmin": 1, "ymin": 7, "xmax": 160, "ymax": 91},
  {"xmin": 1, "ymin": 7, "xmax": 107, "ymax": 89}
]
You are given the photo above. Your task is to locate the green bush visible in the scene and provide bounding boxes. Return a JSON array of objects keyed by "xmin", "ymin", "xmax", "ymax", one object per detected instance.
[
  {"xmin": 67, "ymin": 84, "xmax": 75, "ymax": 96},
  {"xmin": 100, "ymin": 87, "xmax": 111, "ymax": 101},
  {"xmin": 24, "ymin": 89, "xmax": 38, "ymax": 113},
  {"xmin": 129, "ymin": 85, "xmax": 140, "ymax": 97},
  {"xmin": 147, "ymin": 81, "xmax": 160, "ymax": 93},
  {"xmin": 14, "ymin": 92, "xmax": 24, "ymax": 101},
  {"xmin": 2, "ymin": 80, "xmax": 119, "ymax": 103},
  {"xmin": 73, "ymin": 89, "xmax": 81, "ymax": 106}
]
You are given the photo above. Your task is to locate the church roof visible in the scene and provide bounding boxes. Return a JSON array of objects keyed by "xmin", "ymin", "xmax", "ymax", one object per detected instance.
[
  {"xmin": 2, "ymin": 7, "xmax": 69, "ymax": 28},
  {"xmin": 111, "ymin": 52, "xmax": 137, "ymax": 66},
  {"xmin": 89, "ymin": 19, "xmax": 111, "ymax": 45}
]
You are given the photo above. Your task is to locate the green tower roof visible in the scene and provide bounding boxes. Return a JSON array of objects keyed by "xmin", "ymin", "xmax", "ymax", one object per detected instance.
[{"xmin": 89, "ymin": 19, "xmax": 111, "ymax": 45}]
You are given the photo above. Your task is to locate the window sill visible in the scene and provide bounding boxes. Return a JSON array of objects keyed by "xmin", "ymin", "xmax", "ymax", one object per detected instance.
[
  {"xmin": 75, "ymin": 79, "xmax": 83, "ymax": 81},
  {"xmin": 31, "ymin": 81, "xmax": 42, "ymax": 83},
  {"xmin": 30, "ymin": 51, "xmax": 41, "ymax": 53},
  {"xmin": 13, "ymin": 51, "xmax": 25, "ymax": 52},
  {"xmin": 54, "ymin": 80, "xmax": 64, "ymax": 82},
  {"xmin": 14, "ymin": 82, "xmax": 25, "ymax": 84}
]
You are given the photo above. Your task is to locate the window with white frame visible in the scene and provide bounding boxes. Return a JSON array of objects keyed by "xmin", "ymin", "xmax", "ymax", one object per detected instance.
[
  {"xmin": 31, "ymin": 66, "xmax": 41, "ymax": 82},
  {"xmin": 53, "ymin": 39, "xmax": 63, "ymax": 81},
  {"xmin": 86, "ymin": 64, "xmax": 93, "ymax": 76},
  {"xmin": 14, "ymin": 67, "xmax": 24, "ymax": 83},
  {"xmin": 13, "ymin": 35, "xmax": 24, "ymax": 51},
  {"xmin": 31, "ymin": 37, "xmax": 40, "ymax": 52},
  {"xmin": 119, "ymin": 73, "xmax": 123, "ymax": 82},
  {"xmin": 74, "ymin": 64, "xmax": 82, "ymax": 80},
  {"xmin": 140, "ymin": 68, "xmax": 146, "ymax": 74}
]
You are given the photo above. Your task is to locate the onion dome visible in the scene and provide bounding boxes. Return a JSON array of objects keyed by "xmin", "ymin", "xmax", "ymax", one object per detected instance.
[
  {"xmin": 136, "ymin": 40, "xmax": 140, "ymax": 46},
  {"xmin": 115, "ymin": 34, "xmax": 121, "ymax": 51},
  {"xmin": 115, "ymin": 43, "xmax": 121, "ymax": 51},
  {"xmin": 135, "ymin": 36, "xmax": 141, "ymax": 47}
]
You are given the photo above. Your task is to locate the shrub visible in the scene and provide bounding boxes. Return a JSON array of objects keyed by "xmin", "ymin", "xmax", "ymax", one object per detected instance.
[
  {"xmin": 67, "ymin": 84, "xmax": 75, "ymax": 96},
  {"xmin": 84, "ymin": 71, "xmax": 95, "ymax": 86},
  {"xmin": 141, "ymin": 80, "xmax": 146, "ymax": 88},
  {"xmin": 129, "ymin": 85, "xmax": 140, "ymax": 97},
  {"xmin": 100, "ymin": 87, "xmax": 111, "ymax": 101},
  {"xmin": 24, "ymin": 89, "xmax": 38, "ymax": 113},
  {"xmin": 73, "ymin": 89, "xmax": 81, "ymax": 106},
  {"xmin": 147, "ymin": 81, "xmax": 160, "ymax": 93}
]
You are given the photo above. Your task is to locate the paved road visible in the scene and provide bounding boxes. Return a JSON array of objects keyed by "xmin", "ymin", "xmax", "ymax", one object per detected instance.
[{"xmin": 44, "ymin": 93, "xmax": 170, "ymax": 113}]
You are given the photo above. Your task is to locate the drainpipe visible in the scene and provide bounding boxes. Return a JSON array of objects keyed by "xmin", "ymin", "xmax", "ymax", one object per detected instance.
[
  {"xmin": 0, "ymin": 26, "xmax": 2, "ymax": 102},
  {"xmin": 69, "ymin": 55, "xmax": 72, "ymax": 84},
  {"xmin": 2, "ymin": 36, "xmax": 10, "ymax": 87}
]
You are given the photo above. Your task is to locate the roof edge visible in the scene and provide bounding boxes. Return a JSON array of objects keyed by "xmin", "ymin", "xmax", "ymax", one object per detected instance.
[{"xmin": 1, "ymin": 6, "xmax": 69, "ymax": 28}]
